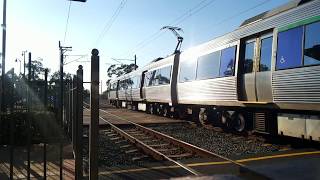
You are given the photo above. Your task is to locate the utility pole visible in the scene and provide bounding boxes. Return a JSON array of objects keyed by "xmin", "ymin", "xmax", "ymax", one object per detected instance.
[
  {"xmin": 58, "ymin": 41, "xmax": 72, "ymax": 125},
  {"xmin": 1, "ymin": 0, "xmax": 7, "ymax": 112},
  {"xmin": 134, "ymin": 54, "xmax": 137, "ymax": 70},
  {"xmin": 22, "ymin": 50, "xmax": 27, "ymax": 77}
]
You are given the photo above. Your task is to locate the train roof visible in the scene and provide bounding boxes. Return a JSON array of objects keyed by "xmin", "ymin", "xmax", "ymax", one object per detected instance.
[{"xmin": 240, "ymin": 0, "xmax": 312, "ymax": 27}]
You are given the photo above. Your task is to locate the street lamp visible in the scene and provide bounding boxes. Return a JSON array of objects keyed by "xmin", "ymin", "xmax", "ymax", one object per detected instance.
[
  {"xmin": 22, "ymin": 50, "xmax": 27, "ymax": 77},
  {"xmin": 15, "ymin": 58, "xmax": 21, "ymax": 75}
]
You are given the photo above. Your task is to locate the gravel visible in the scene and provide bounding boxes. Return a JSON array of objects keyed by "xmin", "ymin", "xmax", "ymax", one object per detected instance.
[
  {"xmin": 83, "ymin": 123, "xmax": 284, "ymax": 169},
  {"xmin": 83, "ymin": 127, "xmax": 156, "ymax": 170},
  {"xmin": 147, "ymin": 123, "xmax": 282, "ymax": 158}
]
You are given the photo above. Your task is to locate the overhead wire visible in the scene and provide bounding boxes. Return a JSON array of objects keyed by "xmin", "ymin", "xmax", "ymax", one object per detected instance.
[
  {"xmin": 207, "ymin": 0, "xmax": 271, "ymax": 30},
  {"xmin": 123, "ymin": 0, "xmax": 271, "ymax": 61},
  {"xmin": 63, "ymin": 0, "xmax": 72, "ymax": 44},
  {"xmin": 121, "ymin": 0, "xmax": 217, "ymax": 59},
  {"xmin": 94, "ymin": 0, "xmax": 128, "ymax": 47}
]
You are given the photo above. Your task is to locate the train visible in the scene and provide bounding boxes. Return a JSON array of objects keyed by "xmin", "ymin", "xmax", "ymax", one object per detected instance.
[{"xmin": 107, "ymin": 0, "xmax": 320, "ymax": 141}]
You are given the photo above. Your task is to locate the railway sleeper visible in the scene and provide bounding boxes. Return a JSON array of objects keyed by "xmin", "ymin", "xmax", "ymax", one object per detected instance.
[
  {"xmin": 157, "ymin": 147, "xmax": 180, "ymax": 153},
  {"xmin": 140, "ymin": 139, "xmax": 160, "ymax": 144},
  {"xmin": 148, "ymin": 143, "xmax": 170, "ymax": 147},
  {"xmin": 132, "ymin": 155, "xmax": 149, "ymax": 161},
  {"xmin": 120, "ymin": 144, "xmax": 132, "ymax": 149},
  {"xmin": 107, "ymin": 133, "xmax": 118, "ymax": 137},
  {"xmin": 125, "ymin": 149, "xmax": 139, "ymax": 154},
  {"xmin": 114, "ymin": 139, "xmax": 127, "ymax": 144},
  {"xmin": 167, "ymin": 152, "xmax": 193, "ymax": 159}
]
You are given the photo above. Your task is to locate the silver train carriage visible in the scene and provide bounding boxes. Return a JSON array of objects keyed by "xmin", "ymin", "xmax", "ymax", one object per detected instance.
[{"xmin": 107, "ymin": 0, "xmax": 320, "ymax": 141}]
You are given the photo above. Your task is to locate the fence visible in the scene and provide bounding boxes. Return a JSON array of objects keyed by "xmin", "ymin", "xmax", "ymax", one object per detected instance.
[
  {"xmin": 64, "ymin": 65, "xmax": 84, "ymax": 179},
  {"xmin": 0, "ymin": 49, "xmax": 100, "ymax": 179}
]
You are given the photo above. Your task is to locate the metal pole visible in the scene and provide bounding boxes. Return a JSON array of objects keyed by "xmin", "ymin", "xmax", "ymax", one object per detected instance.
[
  {"xmin": 27, "ymin": 52, "xmax": 31, "ymax": 180},
  {"xmin": 1, "ymin": 0, "xmax": 7, "ymax": 112},
  {"xmin": 23, "ymin": 51, "xmax": 26, "ymax": 77},
  {"xmin": 44, "ymin": 69, "xmax": 48, "ymax": 107},
  {"xmin": 72, "ymin": 75, "xmax": 77, "ymax": 150},
  {"xmin": 59, "ymin": 41, "xmax": 64, "ymax": 127},
  {"xmin": 89, "ymin": 49, "xmax": 99, "ymax": 180},
  {"xmin": 65, "ymin": 79, "xmax": 70, "ymax": 136},
  {"xmin": 9, "ymin": 69, "xmax": 14, "ymax": 180},
  {"xmin": 43, "ymin": 68, "xmax": 48, "ymax": 180},
  {"xmin": 58, "ymin": 41, "xmax": 64, "ymax": 180},
  {"xmin": 134, "ymin": 54, "xmax": 137, "ymax": 70},
  {"xmin": 75, "ymin": 65, "xmax": 83, "ymax": 179}
]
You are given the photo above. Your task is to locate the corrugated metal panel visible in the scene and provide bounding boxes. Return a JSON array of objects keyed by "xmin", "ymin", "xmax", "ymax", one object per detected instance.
[
  {"xmin": 273, "ymin": 66, "xmax": 320, "ymax": 103},
  {"xmin": 145, "ymin": 85, "xmax": 171, "ymax": 103},
  {"xmin": 141, "ymin": 56, "xmax": 174, "ymax": 72},
  {"xmin": 183, "ymin": 1, "xmax": 320, "ymax": 57},
  {"xmin": 118, "ymin": 90, "xmax": 126, "ymax": 100},
  {"xmin": 109, "ymin": 91, "xmax": 117, "ymax": 100},
  {"xmin": 255, "ymin": 112, "xmax": 266, "ymax": 132},
  {"xmin": 177, "ymin": 77, "xmax": 237, "ymax": 103},
  {"xmin": 131, "ymin": 88, "xmax": 141, "ymax": 101}
]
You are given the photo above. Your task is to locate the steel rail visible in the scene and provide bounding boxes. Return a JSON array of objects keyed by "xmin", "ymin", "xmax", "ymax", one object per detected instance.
[
  {"xmin": 98, "ymin": 108, "xmax": 246, "ymax": 167},
  {"xmin": 83, "ymin": 106, "xmax": 200, "ymax": 176},
  {"xmin": 83, "ymin": 102, "xmax": 266, "ymax": 178}
]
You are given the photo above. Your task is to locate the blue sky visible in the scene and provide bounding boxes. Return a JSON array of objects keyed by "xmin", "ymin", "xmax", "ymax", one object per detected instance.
[{"xmin": 2, "ymin": 0, "xmax": 290, "ymax": 91}]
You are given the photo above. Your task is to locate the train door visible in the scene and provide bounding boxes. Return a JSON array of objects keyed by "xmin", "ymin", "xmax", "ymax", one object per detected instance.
[
  {"xmin": 140, "ymin": 71, "xmax": 147, "ymax": 99},
  {"xmin": 256, "ymin": 34, "xmax": 273, "ymax": 102},
  {"xmin": 239, "ymin": 33, "xmax": 273, "ymax": 102}
]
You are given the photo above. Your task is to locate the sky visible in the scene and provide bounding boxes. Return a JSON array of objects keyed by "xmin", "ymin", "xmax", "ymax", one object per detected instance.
[{"xmin": 1, "ymin": 0, "xmax": 290, "ymax": 92}]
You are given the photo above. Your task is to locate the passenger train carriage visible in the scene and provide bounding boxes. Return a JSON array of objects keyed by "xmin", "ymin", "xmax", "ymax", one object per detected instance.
[{"xmin": 108, "ymin": 0, "xmax": 320, "ymax": 141}]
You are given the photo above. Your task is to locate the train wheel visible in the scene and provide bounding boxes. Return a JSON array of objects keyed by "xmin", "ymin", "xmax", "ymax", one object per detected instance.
[
  {"xmin": 132, "ymin": 104, "xmax": 137, "ymax": 111},
  {"xmin": 198, "ymin": 108, "xmax": 209, "ymax": 125},
  {"xmin": 177, "ymin": 107, "xmax": 187, "ymax": 119},
  {"xmin": 163, "ymin": 106, "xmax": 169, "ymax": 117},
  {"xmin": 150, "ymin": 104, "xmax": 155, "ymax": 115},
  {"xmin": 232, "ymin": 112, "xmax": 246, "ymax": 132},
  {"xmin": 220, "ymin": 111, "xmax": 232, "ymax": 129},
  {"xmin": 156, "ymin": 105, "xmax": 162, "ymax": 116},
  {"xmin": 169, "ymin": 107, "xmax": 175, "ymax": 118}
]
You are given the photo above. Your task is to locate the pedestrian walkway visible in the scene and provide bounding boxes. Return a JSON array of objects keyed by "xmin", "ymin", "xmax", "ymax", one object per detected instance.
[{"xmin": 0, "ymin": 144, "xmax": 75, "ymax": 179}]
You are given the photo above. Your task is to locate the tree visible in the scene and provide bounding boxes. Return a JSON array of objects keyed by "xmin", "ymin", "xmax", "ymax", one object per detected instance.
[
  {"xmin": 106, "ymin": 63, "xmax": 138, "ymax": 90},
  {"xmin": 107, "ymin": 63, "xmax": 138, "ymax": 78},
  {"xmin": 49, "ymin": 71, "xmax": 72, "ymax": 85},
  {"xmin": 26, "ymin": 58, "xmax": 47, "ymax": 80}
]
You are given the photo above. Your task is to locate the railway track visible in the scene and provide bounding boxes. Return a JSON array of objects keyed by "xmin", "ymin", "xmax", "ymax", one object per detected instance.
[{"xmin": 83, "ymin": 103, "xmax": 262, "ymax": 177}]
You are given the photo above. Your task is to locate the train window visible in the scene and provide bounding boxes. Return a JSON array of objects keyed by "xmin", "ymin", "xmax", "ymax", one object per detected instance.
[
  {"xmin": 130, "ymin": 77, "xmax": 136, "ymax": 89},
  {"xmin": 159, "ymin": 66, "xmax": 171, "ymax": 85},
  {"xmin": 144, "ymin": 72, "xmax": 151, "ymax": 87},
  {"xmin": 127, "ymin": 78, "xmax": 133, "ymax": 89},
  {"xmin": 259, "ymin": 37, "xmax": 273, "ymax": 71},
  {"xmin": 304, "ymin": 21, "xmax": 320, "ymax": 66},
  {"xmin": 179, "ymin": 59, "xmax": 196, "ymax": 82},
  {"xmin": 148, "ymin": 70, "xmax": 156, "ymax": 87},
  {"xmin": 153, "ymin": 69, "xmax": 160, "ymax": 86},
  {"xmin": 196, "ymin": 51, "xmax": 220, "ymax": 80},
  {"xmin": 244, "ymin": 42, "xmax": 255, "ymax": 73},
  {"xmin": 220, "ymin": 46, "xmax": 236, "ymax": 77},
  {"xmin": 276, "ymin": 27, "xmax": 303, "ymax": 70}
]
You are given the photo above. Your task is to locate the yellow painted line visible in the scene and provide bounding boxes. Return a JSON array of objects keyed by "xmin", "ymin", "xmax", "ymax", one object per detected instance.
[
  {"xmin": 236, "ymin": 150, "xmax": 320, "ymax": 163},
  {"xmin": 99, "ymin": 151, "xmax": 320, "ymax": 175}
]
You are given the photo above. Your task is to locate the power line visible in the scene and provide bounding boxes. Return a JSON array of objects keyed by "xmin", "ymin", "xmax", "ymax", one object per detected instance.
[
  {"xmin": 133, "ymin": 0, "xmax": 270, "ymax": 64},
  {"xmin": 63, "ymin": 0, "xmax": 72, "ymax": 44},
  {"xmin": 121, "ymin": 0, "xmax": 217, "ymax": 58},
  {"xmin": 125, "ymin": 0, "xmax": 271, "ymax": 60},
  {"xmin": 94, "ymin": 0, "xmax": 127, "ymax": 47},
  {"xmin": 208, "ymin": 0, "xmax": 271, "ymax": 30}
]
